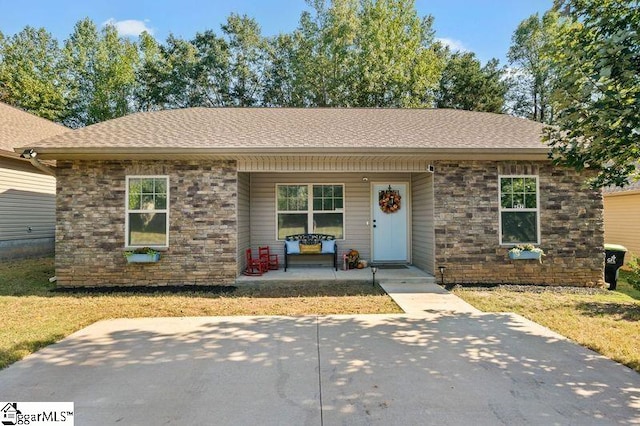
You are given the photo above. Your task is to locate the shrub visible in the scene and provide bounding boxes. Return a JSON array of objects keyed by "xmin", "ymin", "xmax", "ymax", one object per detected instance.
[{"xmin": 626, "ymin": 255, "xmax": 640, "ymax": 291}]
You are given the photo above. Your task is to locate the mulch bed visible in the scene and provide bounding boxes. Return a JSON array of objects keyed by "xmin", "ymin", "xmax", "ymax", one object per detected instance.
[
  {"xmin": 450, "ymin": 283, "xmax": 610, "ymax": 295},
  {"xmin": 51, "ymin": 285, "xmax": 238, "ymax": 294}
]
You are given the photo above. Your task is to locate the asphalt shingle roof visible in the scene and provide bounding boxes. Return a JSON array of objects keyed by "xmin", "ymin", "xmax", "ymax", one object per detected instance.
[
  {"xmin": 21, "ymin": 108, "xmax": 548, "ymax": 155},
  {"xmin": 604, "ymin": 180, "xmax": 640, "ymax": 194},
  {"xmin": 0, "ymin": 102, "xmax": 69, "ymax": 158}
]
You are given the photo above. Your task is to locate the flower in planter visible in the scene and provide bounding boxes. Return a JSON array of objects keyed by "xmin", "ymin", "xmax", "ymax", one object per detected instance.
[
  {"xmin": 509, "ymin": 244, "xmax": 545, "ymax": 263},
  {"xmin": 123, "ymin": 247, "xmax": 159, "ymax": 259}
]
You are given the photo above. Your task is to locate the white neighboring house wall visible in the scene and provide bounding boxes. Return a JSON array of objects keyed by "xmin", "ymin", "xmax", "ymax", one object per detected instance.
[
  {"xmin": 0, "ymin": 102, "xmax": 69, "ymax": 259},
  {"xmin": 0, "ymin": 157, "xmax": 56, "ymax": 259}
]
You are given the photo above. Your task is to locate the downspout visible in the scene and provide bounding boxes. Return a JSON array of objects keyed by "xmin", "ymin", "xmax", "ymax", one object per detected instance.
[{"xmin": 20, "ymin": 149, "xmax": 56, "ymax": 176}]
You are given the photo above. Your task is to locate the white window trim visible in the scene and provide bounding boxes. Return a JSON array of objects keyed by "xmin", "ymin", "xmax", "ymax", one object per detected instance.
[
  {"xmin": 498, "ymin": 175, "xmax": 540, "ymax": 245},
  {"xmin": 125, "ymin": 175, "xmax": 170, "ymax": 248},
  {"xmin": 275, "ymin": 183, "xmax": 346, "ymax": 240}
]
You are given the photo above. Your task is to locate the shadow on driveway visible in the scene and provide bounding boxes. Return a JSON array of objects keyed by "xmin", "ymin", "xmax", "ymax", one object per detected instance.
[{"xmin": 0, "ymin": 313, "xmax": 638, "ymax": 425}]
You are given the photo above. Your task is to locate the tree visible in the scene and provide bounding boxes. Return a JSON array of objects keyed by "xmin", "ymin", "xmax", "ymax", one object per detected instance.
[
  {"xmin": 355, "ymin": 0, "xmax": 443, "ymax": 107},
  {"xmin": 547, "ymin": 0, "xmax": 640, "ymax": 188},
  {"xmin": 221, "ymin": 14, "xmax": 268, "ymax": 106},
  {"xmin": 192, "ymin": 30, "xmax": 230, "ymax": 107},
  {"xmin": 156, "ymin": 34, "xmax": 209, "ymax": 108},
  {"xmin": 285, "ymin": 0, "xmax": 443, "ymax": 107},
  {"xmin": 436, "ymin": 52, "xmax": 507, "ymax": 112},
  {"xmin": 263, "ymin": 34, "xmax": 300, "ymax": 106},
  {"xmin": 62, "ymin": 19, "xmax": 139, "ymax": 127},
  {"xmin": 134, "ymin": 31, "xmax": 165, "ymax": 112},
  {"xmin": 287, "ymin": 0, "xmax": 359, "ymax": 106},
  {"xmin": 92, "ymin": 25, "xmax": 139, "ymax": 122},
  {"xmin": 0, "ymin": 26, "xmax": 66, "ymax": 121},
  {"xmin": 507, "ymin": 11, "xmax": 561, "ymax": 123}
]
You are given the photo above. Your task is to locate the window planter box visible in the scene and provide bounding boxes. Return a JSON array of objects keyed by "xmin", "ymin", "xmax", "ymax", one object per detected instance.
[
  {"xmin": 126, "ymin": 253, "xmax": 161, "ymax": 263},
  {"xmin": 508, "ymin": 250, "xmax": 541, "ymax": 260}
]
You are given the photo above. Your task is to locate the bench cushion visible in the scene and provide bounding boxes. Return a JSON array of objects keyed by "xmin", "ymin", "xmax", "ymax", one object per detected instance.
[
  {"xmin": 285, "ymin": 240, "xmax": 300, "ymax": 254},
  {"xmin": 321, "ymin": 240, "xmax": 336, "ymax": 254},
  {"xmin": 300, "ymin": 243, "xmax": 321, "ymax": 254}
]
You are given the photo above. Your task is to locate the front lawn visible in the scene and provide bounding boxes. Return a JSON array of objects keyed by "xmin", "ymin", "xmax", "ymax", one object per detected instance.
[
  {"xmin": 0, "ymin": 257, "xmax": 400, "ymax": 370},
  {"xmin": 4, "ymin": 257, "xmax": 640, "ymax": 375},
  {"xmin": 453, "ymin": 276, "xmax": 640, "ymax": 373}
]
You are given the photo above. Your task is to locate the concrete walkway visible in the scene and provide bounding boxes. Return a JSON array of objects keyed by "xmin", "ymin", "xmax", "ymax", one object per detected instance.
[
  {"xmin": 380, "ymin": 281, "xmax": 481, "ymax": 315},
  {"xmin": 1, "ymin": 283, "xmax": 639, "ymax": 425}
]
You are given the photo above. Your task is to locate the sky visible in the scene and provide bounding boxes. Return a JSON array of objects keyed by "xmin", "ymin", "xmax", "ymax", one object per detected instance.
[{"xmin": 0, "ymin": 0, "xmax": 554, "ymax": 65}]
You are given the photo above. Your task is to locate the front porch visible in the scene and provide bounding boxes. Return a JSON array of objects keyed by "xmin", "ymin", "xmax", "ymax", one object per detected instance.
[
  {"xmin": 236, "ymin": 265, "xmax": 436, "ymax": 287},
  {"xmin": 236, "ymin": 169, "xmax": 436, "ymax": 279}
]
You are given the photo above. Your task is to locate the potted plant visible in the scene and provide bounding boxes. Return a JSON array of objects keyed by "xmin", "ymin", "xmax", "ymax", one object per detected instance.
[
  {"xmin": 508, "ymin": 244, "xmax": 545, "ymax": 263},
  {"xmin": 124, "ymin": 247, "xmax": 160, "ymax": 263}
]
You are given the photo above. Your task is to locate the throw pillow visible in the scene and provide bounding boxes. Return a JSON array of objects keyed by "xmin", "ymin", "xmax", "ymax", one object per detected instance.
[
  {"xmin": 285, "ymin": 240, "xmax": 300, "ymax": 254},
  {"xmin": 321, "ymin": 240, "xmax": 336, "ymax": 254}
]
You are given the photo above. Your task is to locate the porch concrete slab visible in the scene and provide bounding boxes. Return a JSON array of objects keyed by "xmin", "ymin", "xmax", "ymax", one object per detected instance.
[
  {"xmin": 236, "ymin": 265, "xmax": 435, "ymax": 286},
  {"xmin": 1, "ymin": 314, "xmax": 639, "ymax": 425}
]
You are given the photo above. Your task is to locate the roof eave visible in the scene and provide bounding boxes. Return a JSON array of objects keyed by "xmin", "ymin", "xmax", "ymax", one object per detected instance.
[{"xmin": 15, "ymin": 146, "xmax": 551, "ymax": 161}]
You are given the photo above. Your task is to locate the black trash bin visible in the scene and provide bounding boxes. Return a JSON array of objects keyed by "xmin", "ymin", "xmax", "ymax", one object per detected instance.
[{"xmin": 604, "ymin": 244, "xmax": 627, "ymax": 290}]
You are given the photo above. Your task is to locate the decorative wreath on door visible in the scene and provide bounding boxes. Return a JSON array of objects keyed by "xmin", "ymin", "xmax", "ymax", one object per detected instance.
[{"xmin": 379, "ymin": 185, "xmax": 401, "ymax": 214}]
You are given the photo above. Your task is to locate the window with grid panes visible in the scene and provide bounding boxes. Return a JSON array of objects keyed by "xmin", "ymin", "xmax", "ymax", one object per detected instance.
[
  {"xmin": 276, "ymin": 184, "xmax": 344, "ymax": 239},
  {"xmin": 499, "ymin": 176, "xmax": 539, "ymax": 244},
  {"xmin": 126, "ymin": 176, "xmax": 169, "ymax": 247}
]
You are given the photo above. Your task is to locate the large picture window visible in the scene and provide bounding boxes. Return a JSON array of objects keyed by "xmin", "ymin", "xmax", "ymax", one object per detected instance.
[
  {"xmin": 126, "ymin": 176, "xmax": 169, "ymax": 247},
  {"xmin": 499, "ymin": 176, "xmax": 539, "ymax": 245},
  {"xmin": 277, "ymin": 184, "xmax": 344, "ymax": 239}
]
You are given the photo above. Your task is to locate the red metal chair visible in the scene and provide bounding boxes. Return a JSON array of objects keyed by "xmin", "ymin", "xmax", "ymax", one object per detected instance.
[
  {"xmin": 244, "ymin": 248, "xmax": 266, "ymax": 276},
  {"xmin": 259, "ymin": 246, "xmax": 279, "ymax": 270}
]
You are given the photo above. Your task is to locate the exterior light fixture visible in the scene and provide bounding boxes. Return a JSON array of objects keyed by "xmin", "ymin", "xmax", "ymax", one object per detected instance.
[
  {"xmin": 438, "ymin": 265, "xmax": 446, "ymax": 286},
  {"xmin": 21, "ymin": 149, "xmax": 36, "ymax": 159},
  {"xmin": 371, "ymin": 266, "xmax": 378, "ymax": 287}
]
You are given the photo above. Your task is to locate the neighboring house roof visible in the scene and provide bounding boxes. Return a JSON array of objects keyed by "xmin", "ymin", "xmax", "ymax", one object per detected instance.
[
  {"xmin": 603, "ymin": 180, "xmax": 640, "ymax": 196},
  {"xmin": 0, "ymin": 102, "xmax": 69, "ymax": 160},
  {"xmin": 17, "ymin": 108, "xmax": 550, "ymax": 160}
]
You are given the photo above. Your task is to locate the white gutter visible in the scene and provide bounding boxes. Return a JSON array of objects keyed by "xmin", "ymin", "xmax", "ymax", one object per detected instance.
[{"xmin": 17, "ymin": 146, "xmax": 551, "ymax": 161}]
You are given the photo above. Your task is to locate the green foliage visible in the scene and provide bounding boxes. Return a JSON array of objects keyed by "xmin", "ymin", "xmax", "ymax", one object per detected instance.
[
  {"xmin": 436, "ymin": 52, "xmax": 507, "ymax": 112},
  {"xmin": 507, "ymin": 11, "xmax": 562, "ymax": 123},
  {"xmin": 546, "ymin": 0, "xmax": 640, "ymax": 188},
  {"xmin": 123, "ymin": 247, "xmax": 159, "ymax": 258},
  {"xmin": 0, "ymin": 2, "xmax": 512, "ymax": 122},
  {"xmin": 192, "ymin": 31, "xmax": 230, "ymax": 107},
  {"xmin": 626, "ymin": 255, "xmax": 640, "ymax": 292},
  {"xmin": 62, "ymin": 19, "xmax": 139, "ymax": 128},
  {"xmin": 263, "ymin": 34, "xmax": 299, "ymax": 106},
  {"xmin": 134, "ymin": 31, "xmax": 161, "ymax": 111},
  {"xmin": 222, "ymin": 14, "xmax": 268, "ymax": 106},
  {"xmin": 0, "ymin": 26, "xmax": 67, "ymax": 121},
  {"xmin": 355, "ymin": 0, "xmax": 443, "ymax": 107},
  {"xmin": 159, "ymin": 34, "xmax": 207, "ymax": 108}
]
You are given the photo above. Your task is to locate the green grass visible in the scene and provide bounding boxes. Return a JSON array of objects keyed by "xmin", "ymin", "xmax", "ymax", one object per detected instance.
[
  {"xmin": 5, "ymin": 257, "xmax": 640, "ymax": 374},
  {"xmin": 0, "ymin": 257, "xmax": 400, "ymax": 370},
  {"xmin": 453, "ymin": 275, "xmax": 640, "ymax": 373}
]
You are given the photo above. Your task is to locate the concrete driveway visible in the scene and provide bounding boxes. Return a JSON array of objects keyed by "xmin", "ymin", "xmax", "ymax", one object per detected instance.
[{"xmin": 1, "ymin": 312, "xmax": 639, "ymax": 425}]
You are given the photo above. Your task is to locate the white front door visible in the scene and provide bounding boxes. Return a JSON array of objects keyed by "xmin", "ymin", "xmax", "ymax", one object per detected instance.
[{"xmin": 372, "ymin": 183, "xmax": 408, "ymax": 263}]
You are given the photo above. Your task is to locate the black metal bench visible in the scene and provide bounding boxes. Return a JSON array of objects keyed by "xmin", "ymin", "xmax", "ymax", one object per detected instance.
[{"xmin": 284, "ymin": 234, "xmax": 338, "ymax": 271}]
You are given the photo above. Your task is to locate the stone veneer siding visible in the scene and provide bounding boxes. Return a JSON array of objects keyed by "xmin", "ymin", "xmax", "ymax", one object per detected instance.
[
  {"xmin": 434, "ymin": 161, "xmax": 604, "ymax": 287},
  {"xmin": 56, "ymin": 160, "xmax": 238, "ymax": 287}
]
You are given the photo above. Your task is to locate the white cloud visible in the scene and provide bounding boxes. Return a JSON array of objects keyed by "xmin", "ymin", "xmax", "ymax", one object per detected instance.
[
  {"xmin": 103, "ymin": 18, "xmax": 153, "ymax": 37},
  {"xmin": 436, "ymin": 37, "xmax": 469, "ymax": 53}
]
